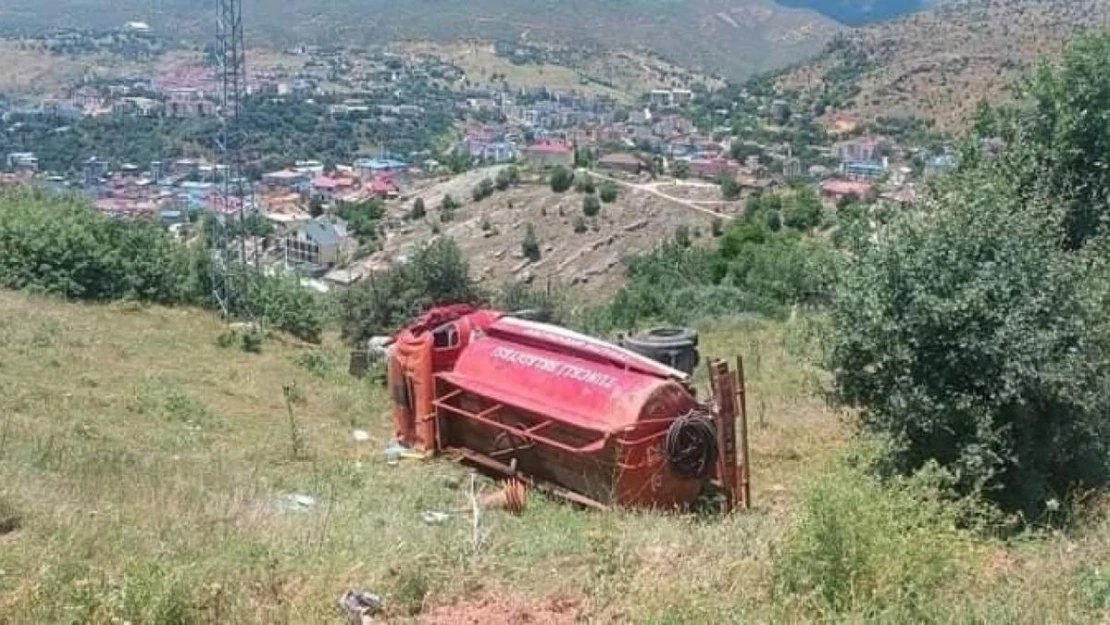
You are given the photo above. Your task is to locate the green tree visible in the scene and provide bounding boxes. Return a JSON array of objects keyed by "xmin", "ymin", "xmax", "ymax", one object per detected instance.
[
  {"xmin": 978, "ymin": 34, "xmax": 1110, "ymax": 249},
  {"xmin": 439, "ymin": 194, "xmax": 460, "ymax": 222},
  {"xmin": 494, "ymin": 166, "xmax": 519, "ymax": 191},
  {"xmin": 410, "ymin": 197, "xmax": 426, "ymax": 220},
  {"xmin": 672, "ymin": 159, "xmax": 690, "ymax": 179},
  {"xmin": 336, "ymin": 200, "xmax": 385, "ymax": 240},
  {"xmin": 549, "ymin": 166, "xmax": 573, "ymax": 193},
  {"xmin": 783, "ymin": 187, "xmax": 823, "ymax": 231},
  {"xmin": 574, "ymin": 173, "xmax": 596, "ymax": 194},
  {"xmin": 521, "ymin": 224, "xmax": 541, "ymax": 261},
  {"xmin": 599, "ymin": 183, "xmax": 619, "ymax": 203},
  {"xmin": 339, "ymin": 238, "xmax": 478, "ymax": 343},
  {"xmin": 472, "ymin": 177, "xmax": 495, "ymax": 202},
  {"xmin": 719, "ymin": 176, "xmax": 742, "ymax": 201},
  {"xmin": 582, "ymin": 194, "xmax": 601, "ymax": 217},
  {"xmin": 572, "ymin": 215, "xmax": 588, "ymax": 233},
  {"xmin": 830, "ymin": 172, "xmax": 1110, "ymax": 518}
]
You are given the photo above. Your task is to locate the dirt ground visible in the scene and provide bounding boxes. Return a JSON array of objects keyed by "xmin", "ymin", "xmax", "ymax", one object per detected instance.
[
  {"xmin": 417, "ymin": 595, "xmax": 584, "ymax": 625},
  {"xmin": 377, "ymin": 169, "xmax": 736, "ymax": 295}
]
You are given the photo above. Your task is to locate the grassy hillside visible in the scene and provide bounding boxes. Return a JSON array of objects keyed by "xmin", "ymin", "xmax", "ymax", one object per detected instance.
[
  {"xmin": 779, "ymin": 0, "xmax": 1110, "ymax": 131},
  {"xmin": 4, "ymin": 291, "xmax": 1110, "ymax": 621},
  {"xmin": 0, "ymin": 0, "xmax": 839, "ymax": 79},
  {"xmin": 0, "ymin": 290, "xmax": 841, "ymax": 621}
]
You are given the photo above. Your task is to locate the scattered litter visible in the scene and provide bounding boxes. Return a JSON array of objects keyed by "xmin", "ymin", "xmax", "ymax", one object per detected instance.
[
  {"xmin": 422, "ymin": 510, "xmax": 452, "ymax": 525},
  {"xmin": 280, "ymin": 494, "xmax": 316, "ymax": 512},
  {"xmin": 352, "ymin": 429, "xmax": 370, "ymax": 443},
  {"xmin": 337, "ymin": 589, "xmax": 383, "ymax": 625},
  {"xmin": 385, "ymin": 441, "xmax": 425, "ymax": 465}
]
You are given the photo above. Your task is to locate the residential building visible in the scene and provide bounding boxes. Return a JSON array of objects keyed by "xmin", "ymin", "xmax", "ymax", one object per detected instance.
[
  {"xmin": 836, "ymin": 137, "xmax": 885, "ymax": 163},
  {"xmin": 687, "ymin": 157, "xmax": 738, "ymax": 180},
  {"xmin": 163, "ymin": 90, "xmax": 215, "ymax": 119},
  {"xmin": 6, "ymin": 152, "xmax": 38, "ymax": 171},
  {"xmin": 355, "ymin": 158, "xmax": 408, "ymax": 178},
  {"xmin": 820, "ymin": 179, "xmax": 875, "ymax": 202},
  {"xmin": 925, "ymin": 153, "xmax": 958, "ymax": 177},
  {"xmin": 595, "ymin": 152, "xmax": 644, "ymax": 175},
  {"xmin": 283, "ymin": 218, "xmax": 355, "ymax": 266},
  {"xmin": 368, "ymin": 175, "xmax": 400, "ymax": 199},
  {"xmin": 113, "ymin": 97, "xmax": 161, "ymax": 116},
  {"xmin": 262, "ymin": 169, "xmax": 310, "ymax": 191},
  {"xmin": 840, "ymin": 159, "xmax": 888, "ymax": 181},
  {"xmin": 522, "ymin": 140, "xmax": 574, "ymax": 168}
]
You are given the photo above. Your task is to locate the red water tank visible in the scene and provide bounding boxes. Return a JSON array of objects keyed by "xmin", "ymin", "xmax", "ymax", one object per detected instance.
[{"xmin": 433, "ymin": 317, "xmax": 712, "ymax": 508}]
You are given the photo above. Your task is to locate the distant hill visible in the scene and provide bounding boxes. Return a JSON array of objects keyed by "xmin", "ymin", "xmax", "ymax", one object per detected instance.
[
  {"xmin": 779, "ymin": 0, "xmax": 1110, "ymax": 131},
  {"xmin": 775, "ymin": 0, "xmax": 939, "ymax": 25},
  {"xmin": 0, "ymin": 0, "xmax": 841, "ymax": 79}
]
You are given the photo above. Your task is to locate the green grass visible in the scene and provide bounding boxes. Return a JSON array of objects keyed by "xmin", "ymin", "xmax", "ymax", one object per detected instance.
[{"xmin": 1, "ymin": 291, "xmax": 1110, "ymax": 622}]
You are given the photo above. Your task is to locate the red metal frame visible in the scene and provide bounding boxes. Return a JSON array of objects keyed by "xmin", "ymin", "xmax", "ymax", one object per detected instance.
[{"xmin": 434, "ymin": 388, "xmax": 610, "ymax": 454}]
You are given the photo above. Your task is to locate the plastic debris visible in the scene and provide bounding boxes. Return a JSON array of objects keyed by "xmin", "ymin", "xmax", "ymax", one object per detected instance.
[
  {"xmin": 281, "ymin": 494, "xmax": 316, "ymax": 512},
  {"xmin": 385, "ymin": 441, "xmax": 425, "ymax": 465},
  {"xmin": 352, "ymin": 429, "xmax": 370, "ymax": 443},
  {"xmin": 421, "ymin": 510, "xmax": 451, "ymax": 525},
  {"xmin": 338, "ymin": 589, "xmax": 383, "ymax": 625}
]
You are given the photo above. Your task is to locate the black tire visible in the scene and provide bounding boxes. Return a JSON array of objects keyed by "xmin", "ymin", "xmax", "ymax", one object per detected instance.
[
  {"xmin": 622, "ymin": 326, "xmax": 698, "ymax": 350},
  {"xmin": 620, "ymin": 326, "xmax": 700, "ymax": 375},
  {"xmin": 507, "ymin": 308, "xmax": 551, "ymax": 322}
]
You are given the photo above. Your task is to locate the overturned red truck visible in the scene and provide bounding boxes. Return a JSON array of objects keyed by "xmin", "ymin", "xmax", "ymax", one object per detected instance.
[{"xmin": 387, "ymin": 305, "xmax": 750, "ymax": 511}]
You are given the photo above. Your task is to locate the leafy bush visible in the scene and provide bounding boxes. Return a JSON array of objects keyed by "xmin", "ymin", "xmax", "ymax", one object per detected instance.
[
  {"xmin": 782, "ymin": 187, "xmax": 823, "ymax": 231},
  {"xmin": 671, "ymin": 159, "xmax": 690, "ymax": 179},
  {"xmin": 719, "ymin": 176, "xmax": 742, "ymax": 200},
  {"xmin": 494, "ymin": 166, "xmax": 519, "ymax": 191},
  {"xmin": 0, "ymin": 189, "xmax": 195, "ymax": 304},
  {"xmin": 410, "ymin": 197, "xmax": 426, "ymax": 219},
  {"xmin": 774, "ymin": 451, "xmax": 966, "ymax": 618},
  {"xmin": 0, "ymin": 189, "xmax": 327, "ymax": 342},
  {"xmin": 572, "ymin": 216, "xmax": 588, "ymax": 234},
  {"xmin": 336, "ymin": 199, "xmax": 384, "ymax": 240},
  {"xmin": 549, "ymin": 166, "xmax": 573, "ymax": 193},
  {"xmin": 574, "ymin": 174, "xmax": 596, "ymax": 194},
  {"xmin": 439, "ymin": 194, "xmax": 460, "ymax": 212},
  {"xmin": 673, "ymin": 224, "xmax": 692, "ymax": 247},
  {"xmin": 239, "ymin": 272, "xmax": 326, "ymax": 343},
  {"xmin": 338, "ymin": 238, "xmax": 479, "ymax": 344},
  {"xmin": 521, "ymin": 225, "xmax": 541, "ymax": 262},
  {"xmin": 0, "ymin": 495, "xmax": 22, "ymax": 535},
  {"xmin": 471, "ymin": 177, "xmax": 495, "ymax": 202},
  {"xmin": 494, "ymin": 281, "xmax": 565, "ymax": 324},
  {"xmin": 582, "ymin": 194, "xmax": 601, "ymax": 217},
  {"xmin": 599, "ymin": 183, "xmax": 619, "ymax": 203},
  {"xmin": 972, "ymin": 34, "xmax": 1110, "ymax": 250},
  {"xmin": 829, "ymin": 173, "xmax": 1110, "ymax": 517}
]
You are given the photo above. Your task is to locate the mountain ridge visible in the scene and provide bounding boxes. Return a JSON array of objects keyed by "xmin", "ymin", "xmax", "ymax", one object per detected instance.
[{"xmin": 0, "ymin": 0, "xmax": 842, "ymax": 79}]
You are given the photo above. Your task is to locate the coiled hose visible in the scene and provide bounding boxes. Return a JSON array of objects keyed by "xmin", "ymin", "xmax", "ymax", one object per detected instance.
[{"xmin": 665, "ymin": 411, "xmax": 718, "ymax": 479}]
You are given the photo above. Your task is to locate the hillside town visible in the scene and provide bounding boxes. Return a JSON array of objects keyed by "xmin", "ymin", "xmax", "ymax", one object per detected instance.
[{"xmin": 0, "ymin": 25, "xmax": 958, "ymax": 292}]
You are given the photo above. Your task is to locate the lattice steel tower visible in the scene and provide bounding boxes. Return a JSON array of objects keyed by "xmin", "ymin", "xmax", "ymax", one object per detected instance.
[{"xmin": 213, "ymin": 0, "xmax": 250, "ymax": 313}]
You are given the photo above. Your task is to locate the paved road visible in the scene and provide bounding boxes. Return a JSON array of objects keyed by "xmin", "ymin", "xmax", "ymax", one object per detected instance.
[{"xmin": 586, "ymin": 170, "xmax": 730, "ymax": 219}]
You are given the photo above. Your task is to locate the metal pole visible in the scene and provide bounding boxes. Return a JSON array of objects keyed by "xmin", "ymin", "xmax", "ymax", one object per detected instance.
[
  {"xmin": 736, "ymin": 355, "xmax": 751, "ymax": 510},
  {"xmin": 709, "ymin": 359, "xmax": 739, "ymax": 513}
]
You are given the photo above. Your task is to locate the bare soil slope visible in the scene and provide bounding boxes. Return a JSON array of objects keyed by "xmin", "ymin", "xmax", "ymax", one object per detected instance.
[
  {"xmin": 780, "ymin": 0, "xmax": 1110, "ymax": 131},
  {"xmin": 377, "ymin": 170, "xmax": 736, "ymax": 295}
]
